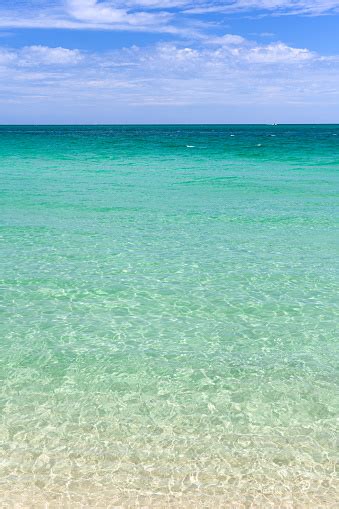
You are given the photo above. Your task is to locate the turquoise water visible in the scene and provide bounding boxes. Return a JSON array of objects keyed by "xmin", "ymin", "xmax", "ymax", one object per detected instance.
[{"xmin": 0, "ymin": 125, "xmax": 338, "ymax": 507}]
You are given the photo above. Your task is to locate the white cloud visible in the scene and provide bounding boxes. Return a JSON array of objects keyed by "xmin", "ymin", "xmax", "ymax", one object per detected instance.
[
  {"xmin": 0, "ymin": 3, "xmax": 337, "ymax": 122},
  {"xmin": 20, "ymin": 45, "xmax": 83, "ymax": 66},
  {"xmin": 0, "ymin": 1, "xmax": 338, "ymax": 34},
  {"xmin": 0, "ymin": 38, "xmax": 319, "ymax": 76},
  {"xmin": 0, "ymin": 45, "xmax": 83, "ymax": 69},
  {"xmin": 244, "ymin": 42, "xmax": 314, "ymax": 63},
  {"xmin": 66, "ymin": 0, "xmax": 171, "ymax": 26},
  {"xmin": 67, "ymin": 0, "xmax": 127, "ymax": 23},
  {"xmin": 0, "ymin": 37, "xmax": 337, "ymax": 123},
  {"xmin": 207, "ymin": 34, "xmax": 246, "ymax": 46},
  {"xmin": 0, "ymin": 0, "xmax": 174, "ymax": 33},
  {"xmin": 0, "ymin": 48, "xmax": 16, "ymax": 65},
  {"xmin": 185, "ymin": 0, "xmax": 339, "ymax": 16},
  {"xmin": 200, "ymin": 36, "xmax": 315, "ymax": 64},
  {"xmin": 146, "ymin": 44, "xmax": 200, "ymax": 65},
  {"xmin": 92, "ymin": 1, "xmax": 339, "ymax": 16}
]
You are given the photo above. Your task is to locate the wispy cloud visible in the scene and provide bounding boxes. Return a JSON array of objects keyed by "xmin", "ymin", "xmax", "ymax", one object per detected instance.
[
  {"xmin": 0, "ymin": 1, "xmax": 338, "ymax": 34},
  {"xmin": 244, "ymin": 42, "xmax": 315, "ymax": 63},
  {"xmin": 0, "ymin": 2, "xmax": 338, "ymax": 122},
  {"xmin": 67, "ymin": 0, "xmax": 171, "ymax": 26},
  {"xmin": 0, "ymin": 45, "xmax": 83, "ymax": 67},
  {"xmin": 0, "ymin": 0, "xmax": 176, "ymax": 33},
  {"xmin": 0, "ymin": 39, "xmax": 334, "ymax": 102},
  {"xmin": 185, "ymin": 1, "xmax": 339, "ymax": 16},
  {"xmin": 20, "ymin": 45, "xmax": 83, "ymax": 65}
]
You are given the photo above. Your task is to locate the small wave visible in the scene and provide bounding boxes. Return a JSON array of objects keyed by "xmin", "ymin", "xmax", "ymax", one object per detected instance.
[{"xmin": 186, "ymin": 145, "xmax": 195, "ymax": 148}]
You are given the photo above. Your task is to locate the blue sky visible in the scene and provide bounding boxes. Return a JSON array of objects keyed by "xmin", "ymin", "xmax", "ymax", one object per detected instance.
[{"xmin": 0, "ymin": 1, "xmax": 339, "ymax": 123}]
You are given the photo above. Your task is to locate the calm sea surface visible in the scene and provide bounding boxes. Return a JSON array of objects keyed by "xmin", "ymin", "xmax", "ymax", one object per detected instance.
[{"xmin": 0, "ymin": 125, "xmax": 338, "ymax": 507}]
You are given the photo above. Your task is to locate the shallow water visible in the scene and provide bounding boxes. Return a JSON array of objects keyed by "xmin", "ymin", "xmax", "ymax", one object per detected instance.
[{"xmin": 0, "ymin": 125, "xmax": 338, "ymax": 507}]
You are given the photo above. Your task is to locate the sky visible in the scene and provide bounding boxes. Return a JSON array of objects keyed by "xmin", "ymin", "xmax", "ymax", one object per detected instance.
[{"xmin": 0, "ymin": 1, "xmax": 339, "ymax": 123}]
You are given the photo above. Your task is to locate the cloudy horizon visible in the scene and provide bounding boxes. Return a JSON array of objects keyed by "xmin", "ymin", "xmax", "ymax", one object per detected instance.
[{"xmin": 1, "ymin": 1, "xmax": 339, "ymax": 123}]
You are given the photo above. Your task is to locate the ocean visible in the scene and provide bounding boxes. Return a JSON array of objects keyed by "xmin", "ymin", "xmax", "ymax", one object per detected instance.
[{"xmin": 0, "ymin": 125, "xmax": 338, "ymax": 507}]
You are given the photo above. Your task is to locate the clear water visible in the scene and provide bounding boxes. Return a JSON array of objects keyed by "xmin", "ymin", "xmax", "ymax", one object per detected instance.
[{"xmin": 0, "ymin": 125, "xmax": 338, "ymax": 507}]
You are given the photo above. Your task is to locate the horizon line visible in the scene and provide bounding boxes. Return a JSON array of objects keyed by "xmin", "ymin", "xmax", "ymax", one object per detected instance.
[{"xmin": 1, "ymin": 123, "xmax": 339, "ymax": 126}]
